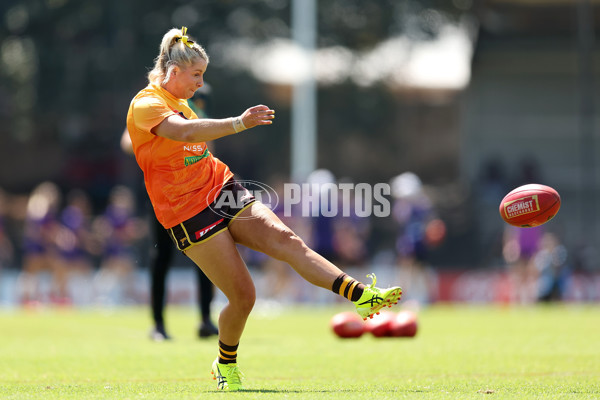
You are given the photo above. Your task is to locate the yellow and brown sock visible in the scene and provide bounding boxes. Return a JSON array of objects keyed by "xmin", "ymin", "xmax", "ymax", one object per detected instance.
[
  {"xmin": 218, "ymin": 340, "xmax": 239, "ymax": 364},
  {"xmin": 331, "ymin": 273, "xmax": 365, "ymax": 302}
]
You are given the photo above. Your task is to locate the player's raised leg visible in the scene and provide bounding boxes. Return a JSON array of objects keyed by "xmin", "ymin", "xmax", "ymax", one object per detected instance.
[{"xmin": 228, "ymin": 202, "xmax": 402, "ymax": 319}]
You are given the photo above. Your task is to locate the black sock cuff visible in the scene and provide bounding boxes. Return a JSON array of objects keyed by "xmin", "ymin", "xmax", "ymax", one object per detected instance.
[
  {"xmin": 219, "ymin": 340, "xmax": 239, "ymax": 352},
  {"xmin": 332, "ymin": 273, "xmax": 349, "ymax": 294}
]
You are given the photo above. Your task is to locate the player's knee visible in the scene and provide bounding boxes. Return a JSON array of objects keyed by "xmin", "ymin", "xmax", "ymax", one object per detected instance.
[{"xmin": 234, "ymin": 287, "xmax": 255, "ymax": 315}]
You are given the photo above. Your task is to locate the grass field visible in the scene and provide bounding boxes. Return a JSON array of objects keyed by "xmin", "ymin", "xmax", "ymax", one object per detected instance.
[{"xmin": 1, "ymin": 303, "xmax": 599, "ymax": 399}]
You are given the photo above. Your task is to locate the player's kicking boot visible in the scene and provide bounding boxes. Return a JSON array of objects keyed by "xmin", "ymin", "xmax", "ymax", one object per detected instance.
[
  {"xmin": 353, "ymin": 274, "xmax": 402, "ymax": 320},
  {"xmin": 211, "ymin": 358, "xmax": 244, "ymax": 391}
]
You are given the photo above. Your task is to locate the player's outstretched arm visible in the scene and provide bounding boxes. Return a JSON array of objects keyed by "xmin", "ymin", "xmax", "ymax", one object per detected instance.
[{"xmin": 153, "ymin": 105, "xmax": 275, "ymax": 143}]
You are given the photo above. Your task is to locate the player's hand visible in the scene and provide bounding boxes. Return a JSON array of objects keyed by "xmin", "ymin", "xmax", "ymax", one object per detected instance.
[{"xmin": 240, "ymin": 105, "xmax": 275, "ymax": 129}]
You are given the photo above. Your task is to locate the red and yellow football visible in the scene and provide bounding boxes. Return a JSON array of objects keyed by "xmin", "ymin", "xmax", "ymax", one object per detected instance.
[{"xmin": 499, "ymin": 184, "xmax": 561, "ymax": 228}]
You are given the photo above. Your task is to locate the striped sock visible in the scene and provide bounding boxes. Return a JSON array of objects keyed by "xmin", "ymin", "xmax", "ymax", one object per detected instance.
[
  {"xmin": 331, "ymin": 273, "xmax": 365, "ymax": 302},
  {"xmin": 218, "ymin": 340, "xmax": 239, "ymax": 364}
]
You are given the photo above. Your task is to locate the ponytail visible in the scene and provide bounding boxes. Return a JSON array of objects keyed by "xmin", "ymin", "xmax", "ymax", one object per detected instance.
[{"xmin": 148, "ymin": 27, "xmax": 209, "ymax": 86}]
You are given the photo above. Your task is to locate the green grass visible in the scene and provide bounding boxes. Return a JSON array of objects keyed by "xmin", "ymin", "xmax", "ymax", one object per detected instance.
[{"xmin": 1, "ymin": 304, "xmax": 599, "ymax": 399}]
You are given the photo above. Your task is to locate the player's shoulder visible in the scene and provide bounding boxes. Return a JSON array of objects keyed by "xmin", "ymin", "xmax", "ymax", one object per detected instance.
[{"xmin": 131, "ymin": 86, "xmax": 168, "ymax": 109}]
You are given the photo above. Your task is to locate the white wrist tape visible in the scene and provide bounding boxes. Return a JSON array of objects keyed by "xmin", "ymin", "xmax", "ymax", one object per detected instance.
[{"xmin": 231, "ymin": 116, "xmax": 247, "ymax": 133}]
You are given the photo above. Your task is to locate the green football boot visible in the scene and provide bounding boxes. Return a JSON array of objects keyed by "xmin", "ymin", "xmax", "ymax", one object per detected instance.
[
  {"xmin": 211, "ymin": 358, "xmax": 244, "ymax": 391},
  {"xmin": 353, "ymin": 274, "xmax": 402, "ymax": 320}
]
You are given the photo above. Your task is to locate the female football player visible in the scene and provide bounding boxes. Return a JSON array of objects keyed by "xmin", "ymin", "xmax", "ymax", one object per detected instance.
[{"xmin": 126, "ymin": 27, "xmax": 402, "ymax": 391}]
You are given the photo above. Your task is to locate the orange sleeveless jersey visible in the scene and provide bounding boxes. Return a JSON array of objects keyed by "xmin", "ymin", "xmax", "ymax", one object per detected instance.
[{"xmin": 126, "ymin": 84, "xmax": 233, "ymax": 229}]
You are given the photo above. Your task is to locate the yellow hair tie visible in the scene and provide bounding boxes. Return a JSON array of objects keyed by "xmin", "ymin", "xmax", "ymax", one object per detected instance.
[{"xmin": 177, "ymin": 26, "xmax": 195, "ymax": 49}]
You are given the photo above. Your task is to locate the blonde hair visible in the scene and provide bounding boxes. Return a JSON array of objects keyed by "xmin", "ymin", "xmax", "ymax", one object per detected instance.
[{"xmin": 148, "ymin": 27, "xmax": 209, "ymax": 86}]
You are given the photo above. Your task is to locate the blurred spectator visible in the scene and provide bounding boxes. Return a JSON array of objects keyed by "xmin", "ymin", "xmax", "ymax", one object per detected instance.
[
  {"xmin": 331, "ymin": 180, "xmax": 371, "ymax": 268},
  {"xmin": 307, "ymin": 169, "xmax": 338, "ymax": 263},
  {"xmin": 391, "ymin": 172, "xmax": 440, "ymax": 264},
  {"xmin": 55, "ymin": 189, "xmax": 99, "ymax": 304},
  {"xmin": 534, "ymin": 232, "xmax": 571, "ymax": 302},
  {"xmin": 390, "ymin": 172, "xmax": 442, "ymax": 305},
  {"xmin": 502, "ymin": 224, "xmax": 543, "ymax": 304},
  {"xmin": 93, "ymin": 185, "xmax": 146, "ymax": 305},
  {"xmin": 17, "ymin": 181, "xmax": 66, "ymax": 305},
  {"xmin": 503, "ymin": 156, "xmax": 548, "ymax": 303},
  {"xmin": 332, "ymin": 217, "xmax": 369, "ymax": 266}
]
